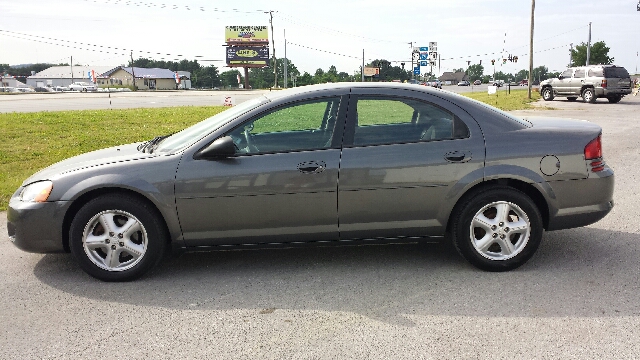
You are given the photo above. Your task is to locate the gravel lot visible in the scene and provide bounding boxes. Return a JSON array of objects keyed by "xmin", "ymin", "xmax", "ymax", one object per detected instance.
[{"xmin": 1, "ymin": 94, "xmax": 639, "ymax": 359}]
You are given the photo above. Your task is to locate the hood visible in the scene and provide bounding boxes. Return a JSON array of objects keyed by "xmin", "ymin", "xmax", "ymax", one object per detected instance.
[{"xmin": 23, "ymin": 142, "xmax": 156, "ymax": 185}]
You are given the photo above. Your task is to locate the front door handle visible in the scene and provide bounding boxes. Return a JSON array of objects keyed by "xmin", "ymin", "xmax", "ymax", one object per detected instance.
[
  {"xmin": 445, "ymin": 151, "xmax": 471, "ymax": 163},
  {"xmin": 298, "ymin": 161, "xmax": 326, "ymax": 174}
]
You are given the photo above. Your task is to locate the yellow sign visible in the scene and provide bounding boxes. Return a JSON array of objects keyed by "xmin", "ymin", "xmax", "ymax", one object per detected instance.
[{"xmin": 225, "ymin": 26, "xmax": 269, "ymax": 43}]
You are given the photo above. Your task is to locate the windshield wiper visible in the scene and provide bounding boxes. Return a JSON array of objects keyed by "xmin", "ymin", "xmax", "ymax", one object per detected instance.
[{"xmin": 138, "ymin": 135, "xmax": 170, "ymax": 153}]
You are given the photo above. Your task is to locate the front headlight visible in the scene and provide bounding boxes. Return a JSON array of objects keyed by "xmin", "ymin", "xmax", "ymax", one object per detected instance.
[{"xmin": 20, "ymin": 181, "xmax": 53, "ymax": 202}]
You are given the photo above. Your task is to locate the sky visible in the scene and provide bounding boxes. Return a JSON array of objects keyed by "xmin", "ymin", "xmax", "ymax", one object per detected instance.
[{"xmin": 2, "ymin": 0, "xmax": 639, "ymax": 77}]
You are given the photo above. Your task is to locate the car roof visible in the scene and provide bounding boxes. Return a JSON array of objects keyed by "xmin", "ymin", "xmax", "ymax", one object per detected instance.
[{"xmin": 263, "ymin": 82, "xmax": 446, "ymax": 102}]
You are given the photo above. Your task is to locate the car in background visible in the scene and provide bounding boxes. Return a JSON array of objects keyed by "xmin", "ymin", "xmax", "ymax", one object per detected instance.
[
  {"xmin": 428, "ymin": 79, "xmax": 442, "ymax": 88},
  {"xmin": 34, "ymin": 87, "xmax": 55, "ymax": 93},
  {"xmin": 457, "ymin": 80, "xmax": 470, "ymax": 86},
  {"xmin": 68, "ymin": 82, "xmax": 98, "ymax": 92},
  {"xmin": 473, "ymin": 80, "xmax": 482, "ymax": 85},
  {"xmin": 540, "ymin": 65, "xmax": 632, "ymax": 103},
  {"xmin": 491, "ymin": 81, "xmax": 503, "ymax": 87},
  {"xmin": 519, "ymin": 79, "xmax": 528, "ymax": 86},
  {"xmin": 8, "ymin": 82, "xmax": 614, "ymax": 281}
]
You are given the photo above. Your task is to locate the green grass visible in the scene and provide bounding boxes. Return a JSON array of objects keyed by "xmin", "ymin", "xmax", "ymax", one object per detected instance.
[
  {"xmin": 462, "ymin": 88, "xmax": 541, "ymax": 111},
  {"xmin": 0, "ymin": 91, "xmax": 541, "ymax": 211},
  {"xmin": 0, "ymin": 107, "xmax": 226, "ymax": 210}
]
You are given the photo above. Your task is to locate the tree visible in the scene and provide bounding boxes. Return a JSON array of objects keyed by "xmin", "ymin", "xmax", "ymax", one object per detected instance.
[
  {"xmin": 466, "ymin": 64, "xmax": 484, "ymax": 81},
  {"xmin": 193, "ymin": 65, "xmax": 220, "ymax": 88},
  {"xmin": 514, "ymin": 69, "xmax": 529, "ymax": 82},
  {"xmin": 220, "ymin": 69, "xmax": 242, "ymax": 88},
  {"xmin": 570, "ymin": 41, "xmax": 614, "ymax": 67}
]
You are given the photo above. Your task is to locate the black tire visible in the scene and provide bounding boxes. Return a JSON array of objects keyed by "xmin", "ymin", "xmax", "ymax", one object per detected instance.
[
  {"xmin": 567, "ymin": 97, "xmax": 578, "ymax": 101},
  {"xmin": 582, "ymin": 88, "xmax": 597, "ymax": 103},
  {"xmin": 607, "ymin": 95, "xmax": 622, "ymax": 103},
  {"xmin": 69, "ymin": 194, "xmax": 167, "ymax": 281},
  {"xmin": 451, "ymin": 187, "xmax": 543, "ymax": 272},
  {"xmin": 541, "ymin": 87, "xmax": 554, "ymax": 101}
]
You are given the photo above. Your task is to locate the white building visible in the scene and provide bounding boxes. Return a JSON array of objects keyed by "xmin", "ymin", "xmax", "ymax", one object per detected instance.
[{"xmin": 27, "ymin": 65, "xmax": 116, "ymax": 88}]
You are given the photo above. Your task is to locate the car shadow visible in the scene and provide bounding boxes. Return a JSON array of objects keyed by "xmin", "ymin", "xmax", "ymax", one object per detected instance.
[{"xmin": 33, "ymin": 227, "xmax": 640, "ymax": 326}]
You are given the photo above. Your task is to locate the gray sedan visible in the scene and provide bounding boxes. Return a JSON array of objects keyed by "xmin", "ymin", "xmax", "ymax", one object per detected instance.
[{"xmin": 7, "ymin": 83, "xmax": 614, "ymax": 281}]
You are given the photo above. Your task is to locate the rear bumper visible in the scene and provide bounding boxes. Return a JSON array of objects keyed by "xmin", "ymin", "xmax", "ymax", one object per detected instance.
[
  {"xmin": 595, "ymin": 88, "xmax": 632, "ymax": 97},
  {"xmin": 8, "ymin": 194, "xmax": 69, "ymax": 253},
  {"xmin": 546, "ymin": 170, "xmax": 614, "ymax": 231}
]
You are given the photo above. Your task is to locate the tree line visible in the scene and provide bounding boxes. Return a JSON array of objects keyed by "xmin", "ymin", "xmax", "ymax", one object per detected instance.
[{"xmin": 2, "ymin": 40, "xmax": 617, "ymax": 88}]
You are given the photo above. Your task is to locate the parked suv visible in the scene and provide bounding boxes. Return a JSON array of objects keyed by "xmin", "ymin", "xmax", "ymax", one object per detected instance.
[{"xmin": 540, "ymin": 65, "xmax": 631, "ymax": 103}]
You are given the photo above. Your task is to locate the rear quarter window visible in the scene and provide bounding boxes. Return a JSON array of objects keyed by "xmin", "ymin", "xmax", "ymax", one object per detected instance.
[{"xmin": 588, "ymin": 69, "xmax": 603, "ymax": 77}]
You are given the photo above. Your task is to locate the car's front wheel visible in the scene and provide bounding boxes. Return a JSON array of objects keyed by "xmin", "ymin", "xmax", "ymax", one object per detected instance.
[
  {"xmin": 451, "ymin": 187, "xmax": 543, "ymax": 271},
  {"xmin": 541, "ymin": 87, "xmax": 554, "ymax": 101},
  {"xmin": 69, "ymin": 194, "xmax": 167, "ymax": 281}
]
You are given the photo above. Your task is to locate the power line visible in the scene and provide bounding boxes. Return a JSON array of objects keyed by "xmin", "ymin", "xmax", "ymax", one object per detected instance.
[
  {"xmin": 83, "ymin": 0, "xmax": 268, "ymax": 13},
  {"xmin": 0, "ymin": 30, "xmax": 222, "ymax": 62}
]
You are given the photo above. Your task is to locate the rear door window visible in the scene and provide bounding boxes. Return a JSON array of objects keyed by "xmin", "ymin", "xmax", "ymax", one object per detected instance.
[
  {"xmin": 350, "ymin": 96, "xmax": 469, "ymax": 146},
  {"xmin": 573, "ymin": 69, "xmax": 585, "ymax": 78}
]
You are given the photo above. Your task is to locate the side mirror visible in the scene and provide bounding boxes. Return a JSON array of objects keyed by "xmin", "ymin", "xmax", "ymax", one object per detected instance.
[
  {"xmin": 195, "ymin": 136, "xmax": 236, "ymax": 159},
  {"xmin": 558, "ymin": 75, "xmax": 564, "ymax": 80}
]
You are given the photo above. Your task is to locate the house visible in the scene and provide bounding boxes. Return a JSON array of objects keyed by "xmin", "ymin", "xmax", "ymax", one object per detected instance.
[
  {"xmin": 101, "ymin": 67, "xmax": 181, "ymax": 90},
  {"xmin": 438, "ymin": 71, "xmax": 468, "ymax": 85},
  {"xmin": 26, "ymin": 66, "xmax": 116, "ymax": 88},
  {"xmin": 176, "ymin": 71, "xmax": 192, "ymax": 89}
]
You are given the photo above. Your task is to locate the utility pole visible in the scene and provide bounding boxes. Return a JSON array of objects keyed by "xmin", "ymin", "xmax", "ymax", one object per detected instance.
[
  {"xmin": 267, "ymin": 11, "xmax": 276, "ymax": 88},
  {"xmin": 586, "ymin": 22, "xmax": 592, "ymax": 66},
  {"xmin": 70, "ymin": 56, "xmax": 74, "ymax": 84},
  {"xmin": 569, "ymin": 43, "xmax": 574, "ymax": 67},
  {"xmin": 362, "ymin": 49, "xmax": 364, "ymax": 82},
  {"xmin": 528, "ymin": 0, "xmax": 535, "ymax": 99},
  {"xmin": 283, "ymin": 29, "xmax": 287, "ymax": 88},
  {"xmin": 130, "ymin": 51, "xmax": 136, "ymax": 90}
]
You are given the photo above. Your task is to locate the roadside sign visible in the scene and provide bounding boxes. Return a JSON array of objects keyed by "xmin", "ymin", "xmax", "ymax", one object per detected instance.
[
  {"xmin": 223, "ymin": 96, "xmax": 234, "ymax": 106},
  {"xmin": 420, "ymin": 61, "xmax": 428, "ymax": 66},
  {"xmin": 412, "ymin": 52, "xmax": 420, "ymax": 62},
  {"xmin": 413, "ymin": 66, "xmax": 420, "ymax": 75},
  {"xmin": 420, "ymin": 46, "xmax": 428, "ymax": 52},
  {"xmin": 420, "ymin": 54, "xmax": 428, "ymax": 60},
  {"xmin": 429, "ymin": 42, "xmax": 438, "ymax": 52}
]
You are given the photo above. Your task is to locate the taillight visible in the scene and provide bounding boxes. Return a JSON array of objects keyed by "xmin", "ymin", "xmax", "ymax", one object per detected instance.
[
  {"xmin": 601, "ymin": 79, "xmax": 607, "ymax": 88},
  {"xmin": 585, "ymin": 135, "xmax": 604, "ymax": 172}
]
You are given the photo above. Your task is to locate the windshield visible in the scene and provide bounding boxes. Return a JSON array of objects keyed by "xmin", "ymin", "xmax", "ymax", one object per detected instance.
[{"xmin": 154, "ymin": 96, "xmax": 268, "ymax": 154}]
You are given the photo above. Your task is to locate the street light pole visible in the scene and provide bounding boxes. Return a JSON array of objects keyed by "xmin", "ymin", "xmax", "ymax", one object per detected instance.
[{"xmin": 528, "ymin": 0, "xmax": 535, "ymax": 99}]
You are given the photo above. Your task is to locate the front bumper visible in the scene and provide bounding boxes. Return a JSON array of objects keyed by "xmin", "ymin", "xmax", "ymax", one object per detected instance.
[{"xmin": 8, "ymin": 193, "xmax": 70, "ymax": 253}]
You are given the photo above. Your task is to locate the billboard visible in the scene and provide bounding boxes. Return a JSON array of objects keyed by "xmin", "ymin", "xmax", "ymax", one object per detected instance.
[
  {"xmin": 363, "ymin": 67, "xmax": 380, "ymax": 76},
  {"xmin": 225, "ymin": 26, "xmax": 269, "ymax": 43},
  {"xmin": 226, "ymin": 46, "xmax": 270, "ymax": 65}
]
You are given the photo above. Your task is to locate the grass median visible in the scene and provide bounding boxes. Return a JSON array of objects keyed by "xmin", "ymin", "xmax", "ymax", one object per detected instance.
[{"xmin": 0, "ymin": 89, "xmax": 540, "ymax": 211}]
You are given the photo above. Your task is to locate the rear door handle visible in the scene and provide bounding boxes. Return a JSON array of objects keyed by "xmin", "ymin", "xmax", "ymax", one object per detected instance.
[
  {"xmin": 298, "ymin": 161, "xmax": 326, "ymax": 174},
  {"xmin": 445, "ymin": 151, "xmax": 471, "ymax": 163}
]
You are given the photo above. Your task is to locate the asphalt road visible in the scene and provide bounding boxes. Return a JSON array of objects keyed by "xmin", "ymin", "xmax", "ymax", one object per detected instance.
[
  {"xmin": 1, "ymin": 94, "xmax": 640, "ymax": 359},
  {"xmin": 0, "ymin": 90, "xmax": 272, "ymax": 113}
]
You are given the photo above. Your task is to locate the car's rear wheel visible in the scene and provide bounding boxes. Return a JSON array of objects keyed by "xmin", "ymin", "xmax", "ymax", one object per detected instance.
[
  {"xmin": 541, "ymin": 87, "xmax": 554, "ymax": 101},
  {"xmin": 582, "ymin": 88, "xmax": 597, "ymax": 103},
  {"xmin": 451, "ymin": 187, "xmax": 543, "ymax": 271},
  {"xmin": 607, "ymin": 95, "xmax": 622, "ymax": 103},
  {"xmin": 69, "ymin": 194, "xmax": 167, "ymax": 281},
  {"xmin": 567, "ymin": 97, "xmax": 578, "ymax": 101}
]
